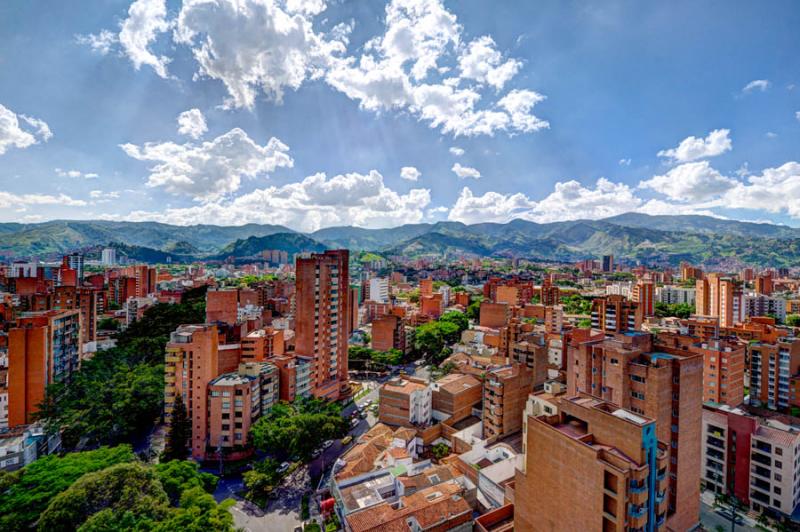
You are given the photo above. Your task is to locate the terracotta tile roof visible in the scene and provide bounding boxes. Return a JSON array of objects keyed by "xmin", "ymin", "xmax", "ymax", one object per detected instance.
[
  {"xmin": 346, "ymin": 481, "xmax": 471, "ymax": 532},
  {"xmin": 437, "ymin": 373, "xmax": 481, "ymax": 395}
]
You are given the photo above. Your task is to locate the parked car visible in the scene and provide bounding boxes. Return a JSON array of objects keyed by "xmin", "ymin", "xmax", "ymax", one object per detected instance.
[
  {"xmin": 341, "ymin": 435, "xmax": 353, "ymax": 445},
  {"xmin": 351, "ymin": 417, "xmax": 360, "ymax": 428},
  {"xmin": 322, "ymin": 440, "xmax": 334, "ymax": 449},
  {"xmin": 277, "ymin": 462, "xmax": 291, "ymax": 474}
]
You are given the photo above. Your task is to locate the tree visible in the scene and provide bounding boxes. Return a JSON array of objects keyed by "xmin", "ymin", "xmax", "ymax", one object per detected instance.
[
  {"xmin": 0, "ymin": 445, "xmax": 136, "ymax": 531},
  {"xmin": 250, "ymin": 400, "xmax": 348, "ymax": 462},
  {"xmin": 560, "ymin": 294, "xmax": 592, "ymax": 315},
  {"xmin": 163, "ymin": 395, "xmax": 191, "ymax": 461},
  {"xmin": 37, "ymin": 462, "xmax": 170, "ymax": 531},
  {"xmin": 431, "ymin": 443, "xmax": 450, "ymax": 461},
  {"xmin": 577, "ymin": 318, "xmax": 592, "ymax": 329},
  {"xmin": 97, "ymin": 317, "xmax": 119, "ymax": 331},
  {"xmin": 415, "ymin": 322, "xmax": 445, "ymax": 359},
  {"xmin": 787, "ymin": 314, "xmax": 800, "ymax": 327},
  {"xmin": 465, "ymin": 301, "xmax": 481, "ymax": 321},
  {"xmin": 440, "ymin": 311, "xmax": 468, "ymax": 333}
]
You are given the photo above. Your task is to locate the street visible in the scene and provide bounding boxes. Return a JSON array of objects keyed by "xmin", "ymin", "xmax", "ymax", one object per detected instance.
[{"xmin": 216, "ymin": 378, "xmax": 381, "ymax": 531}]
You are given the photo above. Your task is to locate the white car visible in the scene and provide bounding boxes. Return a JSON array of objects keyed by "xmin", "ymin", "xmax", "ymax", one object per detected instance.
[
  {"xmin": 322, "ymin": 440, "xmax": 334, "ymax": 449},
  {"xmin": 277, "ymin": 461, "xmax": 291, "ymax": 474}
]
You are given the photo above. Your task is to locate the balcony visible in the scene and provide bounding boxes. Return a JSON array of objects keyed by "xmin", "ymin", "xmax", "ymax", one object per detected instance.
[
  {"xmin": 630, "ymin": 480, "xmax": 647, "ymax": 494},
  {"xmin": 628, "ymin": 504, "xmax": 646, "ymax": 518}
]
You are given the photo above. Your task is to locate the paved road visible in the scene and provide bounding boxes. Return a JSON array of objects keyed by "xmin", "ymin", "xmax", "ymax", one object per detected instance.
[{"xmin": 699, "ymin": 501, "xmax": 758, "ymax": 532}]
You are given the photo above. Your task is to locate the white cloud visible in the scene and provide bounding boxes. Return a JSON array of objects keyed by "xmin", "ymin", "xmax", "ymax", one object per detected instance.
[
  {"xmin": 451, "ymin": 162, "xmax": 481, "ymax": 179},
  {"xmin": 75, "ymin": 30, "xmax": 118, "ymax": 55},
  {"xmin": 448, "ymin": 178, "xmax": 640, "ymax": 224},
  {"xmin": 449, "ymin": 146, "xmax": 464, "ymax": 157},
  {"xmin": 325, "ymin": 0, "xmax": 546, "ymax": 136},
  {"xmin": 120, "ymin": 128, "xmax": 293, "ymax": 201},
  {"xmin": 724, "ymin": 162, "xmax": 800, "ymax": 218},
  {"xmin": 177, "ymin": 108, "xmax": 208, "ymax": 139},
  {"xmin": 639, "ymin": 161, "xmax": 737, "ymax": 202},
  {"xmin": 400, "ymin": 166, "xmax": 421, "ymax": 181},
  {"xmin": 0, "ymin": 104, "xmax": 52, "ymax": 155},
  {"xmin": 0, "ymin": 192, "xmax": 86, "ymax": 208},
  {"xmin": 796, "ymin": 111, "xmax": 800, "ymax": 122},
  {"xmin": 175, "ymin": 0, "xmax": 349, "ymax": 109},
  {"xmin": 55, "ymin": 168, "xmax": 98, "ymax": 179},
  {"xmin": 448, "ymin": 186, "xmax": 535, "ymax": 223},
  {"xmin": 111, "ymin": 170, "xmax": 431, "ymax": 232},
  {"xmin": 119, "ymin": 0, "xmax": 172, "ymax": 78},
  {"xmin": 657, "ymin": 128, "xmax": 732, "ymax": 163},
  {"xmin": 458, "ymin": 36, "xmax": 521, "ymax": 90},
  {"xmin": 496, "ymin": 89, "xmax": 549, "ymax": 133},
  {"xmin": 619, "ymin": 158, "xmax": 631, "ymax": 166},
  {"xmin": 742, "ymin": 79, "xmax": 770, "ymax": 94},
  {"xmin": 766, "ymin": 131, "xmax": 778, "ymax": 139}
]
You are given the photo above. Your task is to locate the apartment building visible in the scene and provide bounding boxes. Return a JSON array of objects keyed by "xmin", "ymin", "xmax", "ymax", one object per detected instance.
[
  {"xmin": 368, "ymin": 277, "xmax": 389, "ymax": 304},
  {"xmin": 371, "ymin": 314, "xmax": 405, "ymax": 353},
  {"xmin": 430, "ymin": 373, "xmax": 482, "ymax": 422},
  {"xmin": 8, "ymin": 310, "xmax": 81, "ymax": 427},
  {"xmin": 656, "ymin": 286, "xmax": 696, "ymax": 306},
  {"xmin": 749, "ymin": 338, "xmax": 800, "ymax": 411},
  {"xmin": 240, "ymin": 327, "xmax": 284, "ymax": 361},
  {"xmin": 514, "ymin": 396, "xmax": 670, "ymax": 531},
  {"xmin": 567, "ymin": 331, "xmax": 703, "ymax": 530},
  {"xmin": 483, "ymin": 364, "xmax": 532, "ymax": 440},
  {"xmin": 378, "ymin": 377, "xmax": 432, "ymax": 428},
  {"xmin": 207, "ymin": 362, "xmax": 278, "ymax": 458},
  {"xmin": 694, "ymin": 339, "xmax": 746, "ymax": 407},
  {"xmin": 590, "ymin": 295, "xmax": 641, "ymax": 333},
  {"xmin": 52, "ymin": 285, "xmax": 102, "ymax": 342},
  {"xmin": 295, "ymin": 250, "xmax": 351, "ymax": 400},
  {"xmin": 696, "ymin": 274, "xmax": 744, "ymax": 328},
  {"xmin": 164, "ymin": 324, "xmax": 241, "ymax": 460},
  {"xmin": 510, "ymin": 336, "xmax": 548, "ymax": 390},
  {"xmin": 701, "ymin": 403, "xmax": 800, "ymax": 517},
  {"xmin": 633, "ymin": 279, "xmax": 655, "ymax": 317},
  {"xmin": 480, "ymin": 302, "xmax": 510, "ymax": 328},
  {"xmin": 744, "ymin": 295, "xmax": 787, "ymax": 323}
]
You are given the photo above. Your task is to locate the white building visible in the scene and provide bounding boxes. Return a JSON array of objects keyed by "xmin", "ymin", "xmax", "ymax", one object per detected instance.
[
  {"xmin": 101, "ymin": 248, "xmax": 117, "ymax": 266},
  {"xmin": 744, "ymin": 295, "xmax": 787, "ymax": 322},
  {"xmin": 605, "ymin": 282, "xmax": 632, "ymax": 299},
  {"xmin": 368, "ymin": 277, "xmax": 389, "ymax": 304},
  {"xmin": 702, "ymin": 404, "xmax": 800, "ymax": 517},
  {"xmin": 656, "ymin": 285, "xmax": 696, "ymax": 306}
]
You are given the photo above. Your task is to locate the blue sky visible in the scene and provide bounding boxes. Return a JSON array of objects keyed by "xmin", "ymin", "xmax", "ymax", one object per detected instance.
[{"xmin": 1, "ymin": 0, "xmax": 799, "ymax": 231}]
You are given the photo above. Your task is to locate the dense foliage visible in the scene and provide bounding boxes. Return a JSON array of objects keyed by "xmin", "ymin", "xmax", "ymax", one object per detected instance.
[
  {"xmin": 0, "ymin": 445, "xmax": 231, "ymax": 531},
  {"xmin": 414, "ymin": 311, "xmax": 469, "ymax": 364},
  {"xmin": 250, "ymin": 398, "xmax": 348, "ymax": 462},
  {"xmin": 38, "ymin": 292, "xmax": 206, "ymax": 449},
  {"xmin": 349, "ymin": 345, "xmax": 404, "ymax": 366},
  {"xmin": 654, "ymin": 302, "xmax": 694, "ymax": 319},
  {"xmin": 560, "ymin": 294, "xmax": 593, "ymax": 315},
  {"xmin": 0, "ymin": 445, "xmax": 135, "ymax": 531}
]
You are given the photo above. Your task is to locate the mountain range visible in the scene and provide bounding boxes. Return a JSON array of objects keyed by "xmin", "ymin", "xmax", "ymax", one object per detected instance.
[{"xmin": 2, "ymin": 214, "xmax": 800, "ymax": 267}]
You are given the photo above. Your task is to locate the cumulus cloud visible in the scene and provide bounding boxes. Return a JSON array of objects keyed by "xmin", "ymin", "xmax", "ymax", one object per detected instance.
[
  {"xmin": 119, "ymin": 0, "xmax": 172, "ymax": 78},
  {"xmin": 110, "ymin": 170, "xmax": 431, "ymax": 231},
  {"xmin": 458, "ymin": 35, "xmax": 521, "ymax": 90},
  {"xmin": 448, "ymin": 178, "xmax": 640, "ymax": 224},
  {"xmin": 177, "ymin": 108, "xmax": 208, "ymax": 139},
  {"xmin": 742, "ymin": 79, "xmax": 770, "ymax": 94},
  {"xmin": 619, "ymin": 158, "xmax": 631, "ymax": 166},
  {"xmin": 451, "ymin": 163, "xmax": 481, "ymax": 179},
  {"xmin": 449, "ymin": 146, "xmax": 464, "ymax": 157},
  {"xmin": 120, "ymin": 128, "xmax": 293, "ymax": 201},
  {"xmin": 84, "ymin": 0, "xmax": 548, "ymax": 137},
  {"xmin": 174, "ymin": 0, "xmax": 349, "ymax": 109},
  {"xmin": 724, "ymin": 162, "xmax": 800, "ymax": 218},
  {"xmin": 400, "ymin": 166, "xmax": 421, "ymax": 181},
  {"xmin": 0, "ymin": 104, "xmax": 52, "ymax": 155},
  {"xmin": 639, "ymin": 161, "xmax": 737, "ymax": 202},
  {"xmin": 657, "ymin": 128, "xmax": 732, "ymax": 163},
  {"xmin": 796, "ymin": 111, "xmax": 800, "ymax": 122}
]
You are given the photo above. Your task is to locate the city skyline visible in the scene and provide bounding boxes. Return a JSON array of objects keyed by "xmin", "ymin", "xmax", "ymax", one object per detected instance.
[{"xmin": 1, "ymin": 0, "xmax": 800, "ymax": 230}]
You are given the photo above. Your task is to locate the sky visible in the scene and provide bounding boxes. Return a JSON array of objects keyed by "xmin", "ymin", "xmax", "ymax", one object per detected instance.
[{"xmin": 1, "ymin": 0, "xmax": 799, "ymax": 232}]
